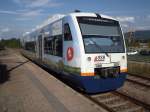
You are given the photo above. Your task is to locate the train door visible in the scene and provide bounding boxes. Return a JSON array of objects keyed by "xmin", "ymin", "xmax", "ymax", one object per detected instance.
[{"xmin": 38, "ymin": 35, "xmax": 43, "ymax": 60}]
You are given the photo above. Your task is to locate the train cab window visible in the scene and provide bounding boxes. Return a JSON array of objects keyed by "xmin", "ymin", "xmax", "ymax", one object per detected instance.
[{"xmin": 64, "ymin": 23, "xmax": 72, "ymax": 41}]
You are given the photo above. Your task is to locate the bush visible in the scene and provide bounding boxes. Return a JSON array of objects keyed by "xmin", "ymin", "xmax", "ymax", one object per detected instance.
[
  {"xmin": 0, "ymin": 43, "xmax": 5, "ymax": 50},
  {"xmin": 0, "ymin": 38, "xmax": 20, "ymax": 48},
  {"xmin": 139, "ymin": 50, "xmax": 150, "ymax": 55}
]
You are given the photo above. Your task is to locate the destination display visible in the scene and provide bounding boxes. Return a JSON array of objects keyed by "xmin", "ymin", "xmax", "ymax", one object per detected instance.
[{"xmin": 77, "ymin": 17, "xmax": 119, "ymax": 26}]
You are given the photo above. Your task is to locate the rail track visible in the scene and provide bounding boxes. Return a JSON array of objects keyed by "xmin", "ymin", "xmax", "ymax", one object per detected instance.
[
  {"xmin": 21, "ymin": 52, "xmax": 150, "ymax": 112},
  {"xmin": 84, "ymin": 91, "xmax": 150, "ymax": 112},
  {"xmin": 83, "ymin": 74, "xmax": 150, "ymax": 112},
  {"xmin": 127, "ymin": 74, "xmax": 150, "ymax": 88}
]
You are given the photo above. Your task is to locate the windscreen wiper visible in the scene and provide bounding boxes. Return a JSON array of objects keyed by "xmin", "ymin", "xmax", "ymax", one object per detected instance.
[{"xmin": 104, "ymin": 52, "xmax": 109, "ymax": 57}]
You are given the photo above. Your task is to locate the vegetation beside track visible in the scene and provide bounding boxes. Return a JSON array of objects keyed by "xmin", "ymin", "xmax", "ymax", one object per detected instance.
[
  {"xmin": 0, "ymin": 38, "xmax": 20, "ymax": 49},
  {"xmin": 128, "ymin": 54, "xmax": 150, "ymax": 62},
  {"xmin": 128, "ymin": 60, "xmax": 150, "ymax": 78}
]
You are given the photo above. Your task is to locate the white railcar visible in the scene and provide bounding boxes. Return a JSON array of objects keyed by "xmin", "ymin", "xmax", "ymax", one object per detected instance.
[{"xmin": 21, "ymin": 12, "xmax": 127, "ymax": 93}]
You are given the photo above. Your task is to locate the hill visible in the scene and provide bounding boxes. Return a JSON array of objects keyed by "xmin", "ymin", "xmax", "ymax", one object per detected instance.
[{"xmin": 124, "ymin": 30, "xmax": 150, "ymax": 40}]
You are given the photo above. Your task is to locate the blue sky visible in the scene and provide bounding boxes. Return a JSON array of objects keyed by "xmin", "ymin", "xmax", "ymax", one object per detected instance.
[{"xmin": 0, "ymin": 0, "xmax": 150, "ymax": 39}]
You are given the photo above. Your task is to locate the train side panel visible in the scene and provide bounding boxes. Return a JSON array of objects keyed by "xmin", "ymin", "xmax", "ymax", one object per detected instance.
[{"xmin": 62, "ymin": 16, "xmax": 82, "ymax": 76}]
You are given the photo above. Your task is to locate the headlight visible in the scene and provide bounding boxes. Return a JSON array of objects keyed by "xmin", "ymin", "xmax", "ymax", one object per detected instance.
[{"xmin": 87, "ymin": 57, "xmax": 91, "ymax": 61}]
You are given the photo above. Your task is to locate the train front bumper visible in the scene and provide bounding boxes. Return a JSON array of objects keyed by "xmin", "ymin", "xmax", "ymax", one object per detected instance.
[{"xmin": 79, "ymin": 73, "xmax": 127, "ymax": 93}]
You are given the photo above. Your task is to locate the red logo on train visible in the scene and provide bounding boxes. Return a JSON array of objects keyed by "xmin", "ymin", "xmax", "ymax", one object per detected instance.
[{"xmin": 67, "ymin": 47, "xmax": 74, "ymax": 61}]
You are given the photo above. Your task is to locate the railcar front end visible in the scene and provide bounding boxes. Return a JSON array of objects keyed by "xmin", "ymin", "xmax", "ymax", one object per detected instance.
[{"xmin": 65, "ymin": 14, "xmax": 127, "ymax": 93}]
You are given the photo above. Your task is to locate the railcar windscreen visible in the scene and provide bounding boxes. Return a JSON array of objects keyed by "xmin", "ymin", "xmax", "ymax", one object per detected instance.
[{"xmin": 77, "ymin": 17, "xmax": 125, "ymax": 53}]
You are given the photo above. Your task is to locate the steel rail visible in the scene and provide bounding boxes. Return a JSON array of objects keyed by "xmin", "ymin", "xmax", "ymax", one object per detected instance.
[{"xmin": 113, "ymin": 91, "xmax": 150, "ymax": 110}]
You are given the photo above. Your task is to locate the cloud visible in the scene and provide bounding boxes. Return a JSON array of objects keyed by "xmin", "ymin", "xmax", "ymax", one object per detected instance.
[
  {"xmin": 147, "ymin": 15, "xmax": 150, "ymax": 19},
  {"xmin": 1, "ymin": 28, "xmax": 10, "ymax": 33},
  {"xmin": 121, "ymin": 24, "xmax": 129, "ymax": 28},
  {"xmin": 0, "ymin": 27, "xmax": 26, "ymax": 39},
  {"xmin": 28, "ymin": 0, "xmax": 50, "ymax": 8},
  {"xmin": 16, "ymin": 9, "xmax": 45, "ymax": 21},
  {"xmin": 113, "ymin": 16, "xmax": 135, "ymax": 31},
  {"xmin": 13, "ymin": 0, "xmax": 62, "ymax": 8},
  {"xmin": 0, "ymin": 28, "xmax": 11, "ymax": 38},
  {"xmin": 13, "ymin": 0, "xmax": 22, "ymax": 4},
  {"xmin": 0, "ymin": 9, "xmax": 44, "ymax": 21},
  {"xmin": 0, "ymin": 10, "xmax": 19, "ymax": 15},
  {"xmin": 136, "ymin": 26, "xmax": 150, "ymax": 30},
  {"xmin": 115, "ymin": 16, "xmax": 135, "ymax": 23},
  {"xmin": 1, "ymin": 0, "xmax": 63, "ymax": 22},
  {"xmin": 15, "ymin": 18, "xmax": 32, "ymax": 21},
  {"xmin": 21, "ymin": 9, "xmax": 43, "ymax": 17}
]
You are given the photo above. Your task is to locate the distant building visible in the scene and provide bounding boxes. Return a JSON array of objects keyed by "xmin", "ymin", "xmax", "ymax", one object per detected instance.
[
  {"xmin": 124, "ymin": 30, "xmax": 150, "ymax": 49},
  {"xmin": 139, "ymin": 41, "xmax": 149, "ymax": 49}
]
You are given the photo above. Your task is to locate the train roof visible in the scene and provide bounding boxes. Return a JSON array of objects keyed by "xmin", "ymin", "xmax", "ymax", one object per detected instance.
[
  {"xmin": 23, "ymin": 14, "xmax": 65, "ymax": 37},
  {"xmin": 68, "ymin": 12, "xmax": 116, "ymax": 21},
  {"xmin": 23, "ymin": 12, "xmax": 117, "ymax": 37}
]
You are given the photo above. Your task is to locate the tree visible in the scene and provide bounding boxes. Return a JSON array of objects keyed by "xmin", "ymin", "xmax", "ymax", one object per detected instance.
[{"xmin": 0, "ymin": 38, "xmax": 20, "ymax": 48}]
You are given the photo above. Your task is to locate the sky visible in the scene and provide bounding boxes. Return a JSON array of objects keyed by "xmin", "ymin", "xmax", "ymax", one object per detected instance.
[{"xmin": 0, "ymin": 0, "xmax": 150, "ymax": 39}]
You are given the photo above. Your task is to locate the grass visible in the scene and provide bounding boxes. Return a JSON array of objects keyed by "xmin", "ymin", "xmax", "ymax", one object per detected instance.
[{"xmin": 127, "ymin": 54, "xmax": 150, "ymax": 78}]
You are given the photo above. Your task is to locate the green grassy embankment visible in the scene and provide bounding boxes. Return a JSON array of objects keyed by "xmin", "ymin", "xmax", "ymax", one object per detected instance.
[
  {"xmin": 0, "ymin": 38, "xmax": 20, "ymax": 49},
  {"xmin": 127, "ymin": 54, "xmax": 150, "ymax": 78}
]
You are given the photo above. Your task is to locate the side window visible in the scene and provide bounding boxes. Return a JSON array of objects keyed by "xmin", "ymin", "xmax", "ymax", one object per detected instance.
[
  {"xmin": 44, "ymin": 35, "xmax": 62, "ymax": 57},
  {"xmin": 55, "ymin": 35, "xmax": 62, "ymax": 57},
  {"xmin": 64, "ymin": 23, "xmax": 72, "ymax": 41},
  {"xmin": 44, "ymin": 37, "xmax": 49, "ymax": 54},
  {"xmin": 44, "ymin": 37, "xmax": 53, "ymax": 54},
  {"xmin": 25, "ymin": 41, "xmax": 35, "ymax": 52}
]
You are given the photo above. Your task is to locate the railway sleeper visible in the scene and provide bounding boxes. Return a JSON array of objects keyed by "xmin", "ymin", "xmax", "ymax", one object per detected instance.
[
  {"xmin": 120, "ymin": 106, "xmax": 144, "ymax": 112},
  {"xmin": 93, "ymin": 93, "xmax": 116, "ymax": 101},
  {"xmin": 92, "ymin": 93, "xmax": 113, "ymax": 98},
  {"xmin": 108, "ymin": 101, "xmax": 129, "ymax": 108},
  {"xmin": 113, "ymin": 103, "xmax": 143, "ymax": 112},
  {"xmin": 99, "ymin": 96, "xmax": 119, "ymax": 103}
]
